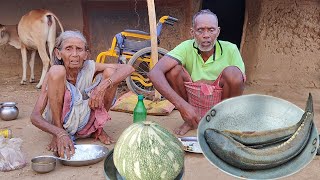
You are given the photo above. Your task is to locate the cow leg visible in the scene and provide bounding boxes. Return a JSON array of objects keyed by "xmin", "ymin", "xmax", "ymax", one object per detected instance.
[
  {"xmin": 36, "ymin": 45, "xmax": 50, "ymax": 89},
  {"xmin": 47, "ymin": 21, "xmax": 56, "ymax": 66},
  {"xmin": 20, "ymin": 44, "xmax": 28, "ymax": 85},
  {"xmin": 29, "ymin": 50, "xmax": 36, "ymax": 83}
]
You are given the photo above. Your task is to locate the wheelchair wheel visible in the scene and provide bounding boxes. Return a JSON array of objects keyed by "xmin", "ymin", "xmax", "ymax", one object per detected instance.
[{"xmin": 125, "ymin": 47, "xmax": 168, "ymax": 99}]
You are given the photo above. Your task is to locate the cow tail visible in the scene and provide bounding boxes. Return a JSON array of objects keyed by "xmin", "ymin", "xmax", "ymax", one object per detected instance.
[
  {"xmin": 47, "ymin": 15, "xmax": 52, "ymax": 27},
  {"xmin": 51, "ymin": 14, "xmax": 64, "ymax": 32}
]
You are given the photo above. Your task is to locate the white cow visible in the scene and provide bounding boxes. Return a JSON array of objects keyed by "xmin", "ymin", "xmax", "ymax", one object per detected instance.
[{"xmin": 0, "ymin": 9, "xmax": 64, "ymax": 88}]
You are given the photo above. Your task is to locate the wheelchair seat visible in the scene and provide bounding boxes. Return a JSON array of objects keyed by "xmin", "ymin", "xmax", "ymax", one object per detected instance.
[
  {"xmin": 120, "ymin": 38, "xmax": 151, "ymax": 54},
  {"xmin": 114, "ymin": 32, "xmax": 151, "ymax": 55}
]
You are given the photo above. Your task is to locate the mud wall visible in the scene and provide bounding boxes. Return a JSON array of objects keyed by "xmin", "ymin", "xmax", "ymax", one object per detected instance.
[{"xmin": 242, "ymin": 0, "xmax": 320, "ymax": 88}]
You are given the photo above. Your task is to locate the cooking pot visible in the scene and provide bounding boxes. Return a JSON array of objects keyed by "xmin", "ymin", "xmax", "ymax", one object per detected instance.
[{"xmin": 0, "ymin": 102, "xmax": 19, "ymax": 121}]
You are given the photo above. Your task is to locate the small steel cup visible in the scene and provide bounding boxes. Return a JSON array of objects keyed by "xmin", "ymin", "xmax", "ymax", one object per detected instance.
[{"xmin": 31, "ymin": 156, "xmax": 56, "ymax": 173}]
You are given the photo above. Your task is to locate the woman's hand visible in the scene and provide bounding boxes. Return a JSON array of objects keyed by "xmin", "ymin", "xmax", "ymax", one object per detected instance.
[
  {"xmin": 56, "ymin": 131, "xmax": 75, "ymax": 159},
  {"xmin": 89, "ymin": 86, "xmax": 106, "ymax": 109}
]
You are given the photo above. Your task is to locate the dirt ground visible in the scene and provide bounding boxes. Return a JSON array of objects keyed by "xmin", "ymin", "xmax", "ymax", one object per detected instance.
[{"xmin": 0, "ymin": 62, "xmax": 320, "ymax": 180}]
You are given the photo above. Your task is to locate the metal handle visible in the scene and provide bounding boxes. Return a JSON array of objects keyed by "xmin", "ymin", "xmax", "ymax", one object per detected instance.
[
  {"xmin": 168, "ymin": 16, "xmax": 178, "ymax": 22},
  {"xmin": 165, "ymin": 21, "xmax": 174, "ymax": 26}
]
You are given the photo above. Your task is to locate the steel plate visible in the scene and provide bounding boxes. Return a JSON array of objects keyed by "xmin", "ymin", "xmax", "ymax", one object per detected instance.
[
  {"xmin": 58, "ymin": 144, "xmax": 109, "ymax": 166},
  {"xmin": 198, "ymin": 94, "xmax": 318, "ymax": 179}
]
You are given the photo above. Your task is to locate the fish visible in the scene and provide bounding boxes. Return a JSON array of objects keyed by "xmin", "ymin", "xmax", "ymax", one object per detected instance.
[
  {"xmin": 221, "ymin": 116, "xmax": 305, "ymax": 148},
  {"xmin": 204, "ymin": 93, "xmax": 314, "ymax": 170},
  {"xmin": 221, "ymin": 97, "xmax": 314, "ymax": 147}
]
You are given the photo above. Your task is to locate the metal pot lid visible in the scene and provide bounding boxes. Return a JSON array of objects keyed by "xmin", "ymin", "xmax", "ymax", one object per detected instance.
[
  {"xmin": 0, "ymin": 102, "xmax": 17, "ymax": 106},
  {"xmin": 198, "ymin": 94, "xmax": 318, "ymax": 179}
]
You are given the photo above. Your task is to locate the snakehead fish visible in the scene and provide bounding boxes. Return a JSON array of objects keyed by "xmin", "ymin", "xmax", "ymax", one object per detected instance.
[
  {"xmin": 221, "ymin": 115, "xmax": 305, "ymax": 147},
  {"xmin": 204, "ymin": 94, "xmax": 314, "ymax": 170}
]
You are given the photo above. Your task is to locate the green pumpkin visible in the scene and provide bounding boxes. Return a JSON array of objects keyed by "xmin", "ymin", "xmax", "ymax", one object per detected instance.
[{"xmin": 113, "ymin": 121, "xmax": 184, "ymax": 180}]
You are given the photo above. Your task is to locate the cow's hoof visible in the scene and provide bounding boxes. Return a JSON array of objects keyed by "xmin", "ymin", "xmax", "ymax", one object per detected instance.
[
  {"xmin": 30, "ymin": 78, "xmax": 36, "ymax": 83},
  {"xmin": 36, "ymin": 84, "xmax": 42, "ymax": 89},
  {"xmin": 20, "ymin": 80, "xmax": 27, "ymax": 85}
]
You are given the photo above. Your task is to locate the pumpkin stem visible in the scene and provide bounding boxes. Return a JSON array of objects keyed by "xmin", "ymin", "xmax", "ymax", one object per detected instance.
[{"xmin": 144, "ymin": 121, "xmax": 152, "ymax": 126}]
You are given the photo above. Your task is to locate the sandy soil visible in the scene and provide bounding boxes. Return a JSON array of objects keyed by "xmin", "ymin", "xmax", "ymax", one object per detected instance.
[{"xmin": 0, "ymin": 64, "xmax": 320, "ymax": 180}]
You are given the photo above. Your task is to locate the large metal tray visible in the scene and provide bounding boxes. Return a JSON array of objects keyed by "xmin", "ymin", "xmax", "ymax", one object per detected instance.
[
  {"xmin": 198, "ymin": 94, "xmax": 318, "ymax": 179},
  {"xmin": 104, "ymin": 149, "xmax": 184, "ymax": 180}
]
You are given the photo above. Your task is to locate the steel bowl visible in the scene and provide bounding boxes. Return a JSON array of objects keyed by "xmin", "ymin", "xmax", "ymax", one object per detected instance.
[
  {"xmin": 198, "ymin": 94, "xmax": 318, "ymax": 179},
  {"xmin": 57, "ymin": 144, "xmax": 109, "ymax": 166},
  {"xmin": 31, "ymin": 156, "xmax": 56, "ymax": 173},
  {"xmin": 104, "ymin": 149, "xmax": 184, "ymax": 180}
]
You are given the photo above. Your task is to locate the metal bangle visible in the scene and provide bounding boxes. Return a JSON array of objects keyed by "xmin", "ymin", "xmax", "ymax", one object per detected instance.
[
  {"xmin": 107, "ymin": 78, "xmax": 113, "ymax": 88},
  {"xmin": 59, "ymin": 134, "xmax": 69, "ymax": 138},
  {"xmin": 57, "ymin": 131, "xmax": 68, "ymax": 138}
]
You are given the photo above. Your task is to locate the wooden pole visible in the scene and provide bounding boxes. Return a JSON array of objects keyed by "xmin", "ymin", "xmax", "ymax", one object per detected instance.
[{"xmin": 146, "ymin": 0, "xmax": 161, "ymax": 100}]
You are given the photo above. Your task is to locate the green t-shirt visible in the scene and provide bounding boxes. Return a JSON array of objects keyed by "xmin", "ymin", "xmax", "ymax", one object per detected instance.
[{"xmin": 166, "ymin": 39, "xmax": 245, "ymax": 81}]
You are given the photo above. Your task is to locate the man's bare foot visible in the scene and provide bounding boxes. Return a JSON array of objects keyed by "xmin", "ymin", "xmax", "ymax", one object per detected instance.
[
  {"xmin": 94, "ymin": 130, "xmax": 115, "ymax": 145},
  {"xmin": 47, "ymin": 137, "xmax": 58, "ymax": 152},
  {"xmin": 174, "ymin": 122, "xmax": 195, "ymax": 135}
]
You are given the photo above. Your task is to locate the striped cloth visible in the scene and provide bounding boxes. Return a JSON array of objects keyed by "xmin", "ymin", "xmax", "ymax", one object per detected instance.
[
  {"xmin": 45, "ymin": 60, "xmax": 111, "ymax": 140},
  {"xmin": 183, "ymin": 66, "xmax": 246, "ymax": 118}
]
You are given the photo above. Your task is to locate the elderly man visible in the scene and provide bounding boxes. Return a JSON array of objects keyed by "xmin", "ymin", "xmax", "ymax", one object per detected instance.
[
  {"xmin": 30, "ymin": 30, "xmax": 134, "ymax": 158},
  {"xmin": 149, "ymin": 9, "xmax": 245, "ymax": 135}
]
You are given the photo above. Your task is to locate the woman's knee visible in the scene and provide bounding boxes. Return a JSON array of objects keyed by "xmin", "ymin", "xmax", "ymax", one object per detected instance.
[
  {"xmin": 47, "ymin": 65, "xmax": 66, "ymax": 82},
  {"xmin": 102, "ymin": 67, "xmax": 116, "ymax": 79}
]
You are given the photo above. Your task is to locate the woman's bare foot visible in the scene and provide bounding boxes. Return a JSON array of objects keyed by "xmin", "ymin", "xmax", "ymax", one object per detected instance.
[
  {"xmin": 174, "ymin": 122, "xmax": 195, "ymax": 135},
  {"xmin": 47, "ymin": 137, "xmax": 58, "ymax": 152},
  {"xmin": 94, "ymin": 130, "xmax": 115, "ymax": 145}
]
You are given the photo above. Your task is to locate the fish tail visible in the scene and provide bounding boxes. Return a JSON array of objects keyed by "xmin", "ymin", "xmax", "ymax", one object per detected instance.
[{"xmin": 305, "ymin": 93, "xmax": 313, "ymax": 113}]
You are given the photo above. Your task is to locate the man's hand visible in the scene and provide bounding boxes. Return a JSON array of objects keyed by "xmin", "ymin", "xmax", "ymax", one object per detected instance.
[
  {"xmin": 179, "ymin": 103, "xmax": 200, "ymax": 128},
  {"xmin": 89, "ymin": 86, "xmax": 105, "ymax": 109}
]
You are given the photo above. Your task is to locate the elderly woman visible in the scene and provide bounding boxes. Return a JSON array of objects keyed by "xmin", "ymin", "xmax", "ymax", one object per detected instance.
[{"xmin": 30, "ymin": 30, "xmax": 134, "ymax": 158}]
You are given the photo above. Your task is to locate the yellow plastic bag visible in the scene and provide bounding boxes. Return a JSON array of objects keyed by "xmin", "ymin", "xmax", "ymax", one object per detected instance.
[{"xmin": 111, "ymin": 92, "xmax": 175, "ymax": 116}]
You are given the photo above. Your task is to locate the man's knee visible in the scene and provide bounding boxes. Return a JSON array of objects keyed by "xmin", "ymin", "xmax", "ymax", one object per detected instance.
[
  {"xmin": 48, "ymin": 65, "xmax": 66, "ymax": 81},
  {"xmin": 165, "ymin": 65, "xmax": 183, "ymax": 81},
  {"xmin": 221, "ymin": 66, "xmax": 244, "ymax": 86}
]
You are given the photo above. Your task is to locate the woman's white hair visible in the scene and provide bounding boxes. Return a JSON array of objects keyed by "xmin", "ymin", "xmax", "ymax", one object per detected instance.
[{"xmin": 53, "ymin": 30, "xmax": 88, "ymax": 65}]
